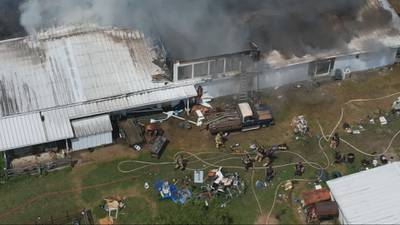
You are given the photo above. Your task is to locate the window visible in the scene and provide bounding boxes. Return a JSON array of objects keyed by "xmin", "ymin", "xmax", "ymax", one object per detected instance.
[
  {"xmin": 396, "ymin": 48, "xmax": 400, "ymax": 59},
  {"xmin": 177, "ymin": 65, "xmax": 193, "ymax": 80},
  {"xmin": 193, "ymin": 62, "xmax": 209, "ymax": 77},
  {"xmin": 210, "ymin": 58, "xmax": 225, "ymax": 75},
  {"xmin": 311, "ymin": 58, "xmax": 335, "ymax": 77},
  {"xmin": 225, "ymin": 57, "xmax": 241, "ymax": 72}
]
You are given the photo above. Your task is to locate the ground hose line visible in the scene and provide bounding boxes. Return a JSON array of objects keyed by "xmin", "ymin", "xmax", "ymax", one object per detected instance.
[
  {"xmin": 251, "ymin": 169, "xmax": 263, "ymax": 216},
  {"xmin": 317, "ymin": 91, "xmax": 400, "ymax": 156},
  {"xmin": 265, "ymin": 178, "xmax": 314, "ymax": 225}
]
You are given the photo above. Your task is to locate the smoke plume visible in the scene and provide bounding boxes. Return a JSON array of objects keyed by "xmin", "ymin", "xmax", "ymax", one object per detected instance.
[{"xmin": 18, "ymin": 0, "xmax": 396, "ymax": 59}]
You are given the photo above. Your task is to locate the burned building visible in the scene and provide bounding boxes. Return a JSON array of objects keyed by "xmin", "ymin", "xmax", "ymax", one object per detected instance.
[
  {"xmin": 166, "ymin": 0, "xmax": 400, "ymax": 97},
  {"xmin": 0, "ymin": 24, "xmax": 197, "ymax": 154},
  {"xmin": 0, "ymin": 0, "xmax": 400, "ymax": 155}
]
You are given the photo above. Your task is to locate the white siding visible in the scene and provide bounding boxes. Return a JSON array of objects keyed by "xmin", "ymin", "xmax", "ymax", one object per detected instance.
[
  {"xmin": 256, "ymin": 63, "xmax": 309, "ymax": 89},
  {"xmin": 333, "ymin": 49, "xmax": 397, "ymax": 74},
  {"xmin": 203, "ymin": 63, "xmax": 310, "ymax": 98},
  {"xmin": 0, "ymin": 85, "xmax": 197, "ymax": 152},
  {"xmin": 71, "ymin": 132, "xmax": 112, "ymax": 151}
]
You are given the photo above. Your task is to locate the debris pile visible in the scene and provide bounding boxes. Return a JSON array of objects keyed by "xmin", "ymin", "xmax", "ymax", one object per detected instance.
[
  {"xmin": 301, "ymin": 188, "xmax": 338, "ymax": 224},
  {"xmin": 155, "ymin": 180, "xmax": 193, "ymax": 204},
  {"xmin": 342, "ymin": 122, "xmax": 365, "ymax": 134},
  {"xmin": 198, "ymin": 167, "xmax": 246, "ymax": 207},
  {"xmin": 99, "ymin": 196, "xmax": 127, "ymax": 220},
  {"xmin": 392, "ymin": 97, "xmax": 400, "ymax": 113},
  {"xmin": 292, "ymin": 115, "xmax": 309, "ymax": 136},
  {"xmin": 118, "ymin": 119, "xmax": 168, "ymax": 159}
]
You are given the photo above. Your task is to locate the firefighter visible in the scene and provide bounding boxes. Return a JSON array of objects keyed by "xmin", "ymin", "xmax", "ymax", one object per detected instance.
[
  {"xmin": 265, "ymin": 147, "xmax": 276, "ymax": 163},
  {"xmin": 294, "ymin": 162, "xmax": 305, "ymax": 176},
  {"xmin": 265, "ymin": 165, "xmax": 275, "ymax": 183},
  {"xmin": 254, "ymin": 146, "xmax": 266, "ymax": 162},
  {"xmin": 334, "ymin": 150, "xmax": 343, "ymax": 163},
  {"xmin": 242, "ymin": 154, "xmax": 254, "ymax": 171},
  {"xmin": 215, "ymin": 132, "xmax": 224, "ymax": 149},
  {"xmin": 175, "ymin": 154, "xmax": 186, "ymax": 170},
  {"xmin": 330, "ymin": 133, "xmax": 340, "ymax": 149}
]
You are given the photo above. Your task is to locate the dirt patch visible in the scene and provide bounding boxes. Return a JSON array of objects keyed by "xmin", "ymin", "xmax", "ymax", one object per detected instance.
[
  {"xmin": 255, "ymin": 214, "xmax": 279, "ymax": 225},
  {"xmin": 70, "ymin": 143, "xmax": 138, "ymax": 166}
]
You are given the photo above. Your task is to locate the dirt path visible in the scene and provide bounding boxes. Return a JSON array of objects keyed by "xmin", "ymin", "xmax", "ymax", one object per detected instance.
[{"xmin": 255, "ymin": 214, "xmax": 279, "ymax": 225}]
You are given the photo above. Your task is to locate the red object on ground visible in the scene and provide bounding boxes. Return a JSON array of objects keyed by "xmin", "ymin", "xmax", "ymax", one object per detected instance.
[{"xmin": 302, "ymin": 188, "xmax": 331, "ymax": 206}]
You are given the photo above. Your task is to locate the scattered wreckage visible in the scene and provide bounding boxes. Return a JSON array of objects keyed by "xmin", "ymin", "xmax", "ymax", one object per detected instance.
[
  {"xmin": 118, "ymin": 119, "xmax": 168, "ymax": 159},
  {"xmin": 292, "ymin": 115, "xmax": 309, "ymax": 136},
  {"xmin": 301, "ymin": 188, "xmax": 338, "ymax": 224},
  {"xmin": 199, "ymin": 167, "xmax": 246, "ymax": 206},
  {"xmin": 152, "ymin": 167, "xmax": 246, "ymax": 207}
]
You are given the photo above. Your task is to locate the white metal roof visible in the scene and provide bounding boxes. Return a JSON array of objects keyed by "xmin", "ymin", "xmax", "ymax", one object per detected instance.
[
  {"xmin": 0, "ymin": 24, "xmax": 166, "ymax": 116},
  {"xmin": 0, "ymin": 24, "xmax": 198, "ymax": 151},
  {"xmin": 0, "ymin": 85, "xmax": 197, "ymax": 151},
  {"xmin": 71, "ymin": 114, "xmax": 112, "ymax": 137},
  {"xmin": 0, "ymin": 113, "xmax": 48, "ymax": 150},
  {"xmin": 327, "ymin": 162, "xmax": 400, "ymax": 224}
]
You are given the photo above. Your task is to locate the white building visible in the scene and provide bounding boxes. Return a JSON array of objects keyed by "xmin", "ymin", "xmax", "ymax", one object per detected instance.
[
  {"xmin": 0, "ymin": 24, "xmax": 197, "ymax": 153},
  {"xmin": 327, "ymin": 162, "xmax": 400, "ymax": 224},
  {"xmin": 171, "ymin": 0, "xmax": 400, "ymax": 97},
  {"xmin": 0, "ymin": 0, "xmax": 400, "ymax": 154}
]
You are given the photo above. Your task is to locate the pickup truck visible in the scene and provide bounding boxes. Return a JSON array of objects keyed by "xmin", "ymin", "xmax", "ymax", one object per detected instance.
[{"xmin": 208, "ymin": 102, "xmax": 274, "ymax": 135}]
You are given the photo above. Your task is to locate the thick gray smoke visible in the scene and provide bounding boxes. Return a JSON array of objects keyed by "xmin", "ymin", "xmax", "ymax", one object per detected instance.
[{"xmin": 19, "ymin": 0, "xmax": 395, "ymax": 59}]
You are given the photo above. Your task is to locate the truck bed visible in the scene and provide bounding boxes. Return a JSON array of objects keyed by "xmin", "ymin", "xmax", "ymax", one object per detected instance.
[{"xmin": 208, "ymin": 113, "xmax": 242, "ymax": 135}]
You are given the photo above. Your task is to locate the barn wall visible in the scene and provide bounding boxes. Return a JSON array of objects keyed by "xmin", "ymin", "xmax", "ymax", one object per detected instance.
[
  {"xmin": 71, "ymin": 132, "xmax": 112, "ymax": 151},
  {"xmin": 202, "ymin": 63, "xmax": 310, "ymax": 97},
  {"xmin": 333, "ymin": 49, "xmax": 397, "ymax": 75},
  {"xmin": 255, "ymin": 63, "xmax": 310, "ymax": 90},
  {"xmin": 201, "ymin": 48, "xmax": 397, "ymax": 98}
]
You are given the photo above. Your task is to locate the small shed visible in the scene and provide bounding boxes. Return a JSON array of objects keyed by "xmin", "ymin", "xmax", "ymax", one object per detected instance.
[
  {"xmin": 313, "ymin": 201, "xmax": 338, "ymax": 218},
  {"xmin": 327, "ymin": 162, "xmax": 400, "ymax": 224},
  {"xmin": 70, "ymin": 115, "xmax": 113, "ymax": 151},
  {"xmin": 307, "ymin": 201, "xmax": 339, "ymax": 223},
  {"xmin": 302, "ymin": 188, "xmax": 331, "ymax": 206}
]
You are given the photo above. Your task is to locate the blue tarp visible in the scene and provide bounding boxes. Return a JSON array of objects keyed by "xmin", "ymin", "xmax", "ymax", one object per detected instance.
[{"xmin": 154, "ymin": 180, "xmax": 192, "ymax": 204}]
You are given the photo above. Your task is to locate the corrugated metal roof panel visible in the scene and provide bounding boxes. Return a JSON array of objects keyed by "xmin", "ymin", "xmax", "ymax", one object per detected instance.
[
  {"xmin": 42, "ymin": 109, "xmax": 74, "ymax": 141},
  {"xmin": 0, "ymin": 113, "xmax": 47, "ymax": 150},
  {"xmin": 71, "ymin": 114, "xmax": 112, "ymax": 137},
  {"xmin": 327, "ymin": 162, "xmax": 400, "ymax": 224},
  {"xmin": 0, "ymin": 25, "xmax": 166, "ymax": 117},
  {"xmin": 126, "ymin": 85, "xmax": 198, "ymax": 108}
]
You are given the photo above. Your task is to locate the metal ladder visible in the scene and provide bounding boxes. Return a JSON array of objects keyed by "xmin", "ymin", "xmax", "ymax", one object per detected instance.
[{"xmin": 238, "ymin": 73, "xmax": 249, "ymax": 103}]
